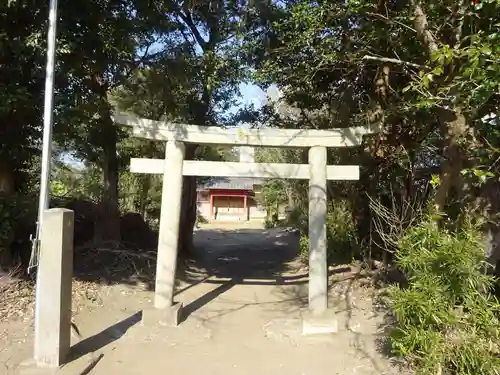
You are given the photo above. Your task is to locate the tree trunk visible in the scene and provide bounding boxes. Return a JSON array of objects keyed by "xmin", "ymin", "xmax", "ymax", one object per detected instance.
[
  {"xmin": 287, "ymin": 185, "xmax": 294, "ymax": 208},
  {"xmin": 433, "ymin": 108, "xmax": 467, "ymax": 214},
  {"xmin": 93, "ymin": 80, "xmax": 121, "ymax": 242},
  {"xmin": 0, "ymin": 161, "xmax": 15, "ymax": 270},
  {"xmin": 101, "ymin": 138, "xmax": 120, "ymax": 241},
  {"xmin": 139, "ymin": 175, "xmax": 151, "ymax": 220},
  {"xmin": 177, "ymin": 144, "xmax": 197, "ymax": 257},
  {"xmin": 0, "ymin": 228, "xmax": 13, "ymax": 271},
  {"xmin": 174, "ymin": 7, "xmax": 221, "ymax": 258},
  {"xmin": 411, "ymin": 1, "xmax": 469, "ymax": 214}
]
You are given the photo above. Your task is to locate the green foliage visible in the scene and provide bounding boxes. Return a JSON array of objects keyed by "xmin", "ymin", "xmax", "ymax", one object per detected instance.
[
  {"xmin": 299, "ymin": 232, "xmax": 308, "ymax": 260},
  {"xmin": 257, "ymin": 148, "xmax": 307, "ymax": 230},
  {"xmin": 246, "ymin": 0, "xmax": 500, "ymax": 253},
  {"xmin": 118, "ymin": 171, "xmax": 163, "ymax": 226},
  {"xmin": 264, "ymin": 217, "xmax": 277, "ymax": 230},
  {"xmin": 386, "ymin": 217, "xmax": 500, "ymax": 375},
  {"xmin": 325, "ymin": 201, "xmax": 357, "ymax": 263},
  {"xmin": 0, "ymin": 1, "xmax": 45, "ymax": 185},
  {"xmin": 298, "ymin": 201, "xmax": 357, "ymax": 264},
  {"xmin": 51, "ymin": 162, "xmax": 104, "ymax": 203},
  {"xmin": 0, "ymin": 198, "xmax": 15, "ymax": 247},
  {"xmin": 261, "ymin": 180, "xmax": 287, "ymax": 209},
  {"xmin": 406, "ymin": 0, "xmax": 500, "ymax": 115},
  {"xmin": 0, "ymin": 193, "xmax": 37, "ymax": 263}
]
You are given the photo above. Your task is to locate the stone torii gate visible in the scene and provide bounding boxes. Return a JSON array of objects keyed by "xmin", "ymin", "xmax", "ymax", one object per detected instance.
[
  {"xmin": 30, "ymin": 114, "xmax": 376, "ymax": 368},
  {"xmin": 114, "ymin": 114, "xmax": 376, "ymax": 323}
]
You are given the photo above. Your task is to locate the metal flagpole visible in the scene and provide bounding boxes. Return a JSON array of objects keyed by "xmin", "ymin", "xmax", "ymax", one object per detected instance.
[
  {"xmin": 31, "ymin": 0, "xmax": 59, "ymax": 363},
  {"xmin": 29, "ymin": 0, "xmax": 59, "ymax": 272}
]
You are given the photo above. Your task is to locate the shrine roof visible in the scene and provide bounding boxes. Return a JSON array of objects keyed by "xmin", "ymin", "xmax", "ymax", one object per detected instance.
[{"xmin": 198, "ymin": 177, "xmax": 262, "ymax": 191}]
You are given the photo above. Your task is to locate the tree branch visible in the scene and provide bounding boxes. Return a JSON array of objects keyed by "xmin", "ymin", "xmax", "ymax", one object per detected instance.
[
  {"xmin": 179, "ymin": 27, "xmax": 197, "ymax": 55},
  {"xmin": 362, "ymin": 55, "xmax": 428, "ymax": 70},
  {"xmin": 366, "ymin": 12, "xmax": 417, "ymax": 33},
  {"xmin": 453, "ymin": 0, "xmax": 467, "ymax": 48},
  {"xmin": 178, "ymin": 11, "xmax": 207, "ymax": 51},
  {"xmin": 411, "ymin": 1, "xmax": 439, "ymax": 54}
]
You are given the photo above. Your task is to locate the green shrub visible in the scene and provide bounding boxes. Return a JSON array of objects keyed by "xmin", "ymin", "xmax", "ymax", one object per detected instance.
[
  {"xmin": 297, "ymin": 200, "xmax": 357, "ymax": 264},
  {"xmin": 299, "ymin": 232, "xmax": 308, "ymax": 260},
  {"xmin": 386, "ymin": 217, "xmax": 500, "ymax": 375},
  {"xmin": 325, "ymin": 200, "xmax": 357, "ymax": 263},
  {"xmin": 264, "ymin": 217, "xmax": 275, "ymax": 229},
  {"xmin": 0, "ymin": 193, "xmax": 37, "ymax": 267},
  {"xmin": 285, "ymin": 205, "xmax": 307, "ymax": 232}
]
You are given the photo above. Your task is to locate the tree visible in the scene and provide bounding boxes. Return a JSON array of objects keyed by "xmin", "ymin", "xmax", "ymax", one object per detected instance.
[
  {"xmin": 52, "ymin": 0, "xmax": 154, "ymax": 241},
  {"xmin": 0, "ymin": 0, "xmax": 46, "ymax": 190},
  {"xmin": 0, "ymin": 0, "xmax": 48, "ymax": 268},
  {"xmin": 243, "ymin": 0, "xmax": 500, "ymax": 253},
  {"xmin": 130, "ymin": 0, "xmax": 250, "ymax": 254}
]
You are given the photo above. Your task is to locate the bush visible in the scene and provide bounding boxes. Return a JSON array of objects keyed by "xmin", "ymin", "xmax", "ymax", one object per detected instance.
[
  {"xmin": 0, "ymin": 193, "xmax": 37, "ymax": 269},
  {"xmin": 264, "ymin": 217, "xmax": 275, "ymax": 229},
  {"xmin": 386, "ymin": 217, "xmax": 500, "ymax": 375},
  {"xmin": 298, "ymin": 200, "xmax": 357, "ymax": 264},
  {"xmin": 325, "ymin": 200, "xmax": 357, "ymax": 263},
  {"xmin": 299, "ymin": 232, "xmax": 308, "ymax": 260}
]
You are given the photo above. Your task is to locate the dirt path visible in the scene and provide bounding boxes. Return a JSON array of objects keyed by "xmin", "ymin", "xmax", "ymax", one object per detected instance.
[{"xmin": 2, "ymin": 223, "xmax": 400, "ymax": 375}]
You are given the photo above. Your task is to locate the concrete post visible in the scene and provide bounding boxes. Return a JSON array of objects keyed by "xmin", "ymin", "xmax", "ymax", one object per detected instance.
[
  {"xmin": 34, "ymin": 208, "xmax": 74, "ymax": 367},
  {"xmin": 308, "ymin": 146, "xmax": 328, "ymax": 315},
  {"xmin": 155, "ymin": 140, "xmax": 185, "ymax": 309}
]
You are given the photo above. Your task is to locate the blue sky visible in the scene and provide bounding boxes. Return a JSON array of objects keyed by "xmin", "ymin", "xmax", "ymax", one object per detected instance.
[{"xmin": 236, "ymin": 83, "xmax": 266, "ymax": 111}]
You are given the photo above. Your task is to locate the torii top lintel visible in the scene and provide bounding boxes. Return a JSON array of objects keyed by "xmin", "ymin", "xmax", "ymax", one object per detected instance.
[{"xmin": 113, "ymin": 113, "xmax": 379, "ymax": 148}]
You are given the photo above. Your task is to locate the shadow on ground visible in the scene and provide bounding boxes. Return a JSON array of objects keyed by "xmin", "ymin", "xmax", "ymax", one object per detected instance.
[
  {"xmin": 71, "ymin": 225, "xmax": 303, "ymax": 288},
  {"xmin": 180, "ymin": 226, "xmax": 305, "ymax": 316},
  {"xmin": 190, "ymin": 227, "xmax": 301, "ymax": 279},
  {"xmin": 69, "ymin": 221, "xmax": 299, "ymax": 285},
  {"xmin": 62, "ymin": 311, "xmax": 142, "ymax": 371},
  {"xmin": 50, "ymin": 224, "xmax": 395, "ymax": 375},
  {"xmin": 177, "ymin": 226, "xmax": 352, "ymax": 320},
  {"xmin": 59, "ymin": 225, "xmax": 314, "ymax": 367}
]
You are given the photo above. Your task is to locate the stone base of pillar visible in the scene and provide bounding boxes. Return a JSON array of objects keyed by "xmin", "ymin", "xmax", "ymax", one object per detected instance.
[
  {"xmin": 301, "ymin": 310, "xmax": 338, "ymax": 336},
  {"xmin": 18, "ymin": 359, "xmax": 60, "ymax": 375},
  {"xmin": 19, "ymin": 352, "xmax": 103, "ymax": 375},
  {"xmin": 141, "ymin": 302, "xmax": 184, "ymax": 327}
]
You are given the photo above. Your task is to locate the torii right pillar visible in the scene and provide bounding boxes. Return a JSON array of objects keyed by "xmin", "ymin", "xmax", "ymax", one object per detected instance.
[{"xmin": 308, "ymin": 146, "xmax": 328, "ymax": 315}]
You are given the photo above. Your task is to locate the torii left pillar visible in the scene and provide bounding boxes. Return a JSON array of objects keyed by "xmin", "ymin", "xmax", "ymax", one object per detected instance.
[{"xmin": 142, "ymin": 140, "xmax": 185, "ymax": 326}]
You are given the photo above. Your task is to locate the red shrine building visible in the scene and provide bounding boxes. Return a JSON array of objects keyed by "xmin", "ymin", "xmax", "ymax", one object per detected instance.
[
  {"xmin": 196, "ymin": 147, "xmax": 267, "ymax": 222},
  {"xmin": 196, "ymin": 178, "xmax": 265, "ymax": 221}
]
